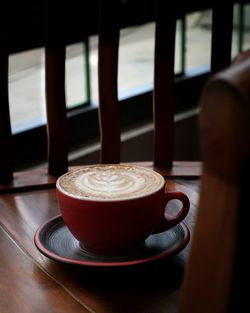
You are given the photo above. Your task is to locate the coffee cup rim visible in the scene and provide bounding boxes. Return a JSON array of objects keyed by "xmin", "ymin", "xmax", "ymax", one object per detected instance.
[{"xmin": 56, "ymin": 164, "xmax": 165, "ymax": 202}]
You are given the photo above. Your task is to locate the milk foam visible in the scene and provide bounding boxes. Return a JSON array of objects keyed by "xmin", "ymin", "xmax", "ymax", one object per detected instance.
[{"xmin": 58, "ymin": 165, "xmax": 164, "ymax": 201}]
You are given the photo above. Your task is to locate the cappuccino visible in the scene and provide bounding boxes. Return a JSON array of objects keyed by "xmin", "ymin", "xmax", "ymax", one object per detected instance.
[{"xmin": 57, "ymin": 164, "xmax": 164, "ymax": 201}]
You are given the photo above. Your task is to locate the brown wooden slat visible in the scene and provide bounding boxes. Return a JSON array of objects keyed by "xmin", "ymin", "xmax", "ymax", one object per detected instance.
[
  {"xmin": 153, "ymin": 0, "xmax": 177, "ymax": 168},
  {"xmin": 45, "ymin": 45, "xmax": 68, "ymax": 176},
  {"xmin": 98, "ymin": 0, "xmax": 121, "ymax": 163},
  {"xmin": 0, "ymin": 27, "xmax": 13, "ymax": 183},
  {"xmin": 211, "ymin": 1, "xmax": 234, "ymax": 74},
  {"xmin": 45, "ymin": 0, "xmax": 68, "ymax": 176}
]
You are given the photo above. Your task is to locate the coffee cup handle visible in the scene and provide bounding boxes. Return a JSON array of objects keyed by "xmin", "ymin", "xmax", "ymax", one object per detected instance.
[{"xmin": 151, "ymin": 191, "xmax": 190, "ymax": 234}]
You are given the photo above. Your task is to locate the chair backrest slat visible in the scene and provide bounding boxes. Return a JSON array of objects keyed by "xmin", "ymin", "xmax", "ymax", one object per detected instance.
[
  {"xmin": 98, "ymin": 0, "xmax": 121, "ymax": 164},
  {"xmin": 153, "ymin": 0, "xmax": 176, "ymax": 168},
  {"xmin": 45, "ymin": 0, "xmax": 68, "ymax": 176},
  {"xmin": 0, "ymin": 27, "xmax": 13, "ymax": 183},
  {"xmin": 211, "ymin": 1, "xmax": 234, "ymax": 73}
]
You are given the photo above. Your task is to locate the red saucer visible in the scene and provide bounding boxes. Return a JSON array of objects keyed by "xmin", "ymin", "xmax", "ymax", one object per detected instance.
[{"xmin": 34, "ymin": 215, "xmax": 190, "ymax": 267}]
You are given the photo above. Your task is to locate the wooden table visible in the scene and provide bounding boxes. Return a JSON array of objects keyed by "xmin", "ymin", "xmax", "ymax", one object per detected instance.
[{"xmin": 0, "ymin": 178, "xmax": 199, "ymax": 313}]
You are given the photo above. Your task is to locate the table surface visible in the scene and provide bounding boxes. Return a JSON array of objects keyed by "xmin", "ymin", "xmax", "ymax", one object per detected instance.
[{"xmin": 0, "ymin": 178, "xmax": 199, "ymax": 313}]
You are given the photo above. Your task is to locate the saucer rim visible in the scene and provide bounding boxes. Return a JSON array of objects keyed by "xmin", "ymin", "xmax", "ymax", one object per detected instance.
[{"xmin": 34, "ymin": 214, "xmax": 190, "ymax": 267}]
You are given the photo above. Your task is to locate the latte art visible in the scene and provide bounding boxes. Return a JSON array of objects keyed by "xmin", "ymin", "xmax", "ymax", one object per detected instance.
[{"xmin": 57, "ymin": 165, "xmax": 164, "ymax": 201}]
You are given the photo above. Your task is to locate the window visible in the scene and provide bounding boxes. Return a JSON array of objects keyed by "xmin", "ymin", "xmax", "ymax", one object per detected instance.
[{"xmin": 6, "ymin": 1, "xmax": 248, "ymax": 168}]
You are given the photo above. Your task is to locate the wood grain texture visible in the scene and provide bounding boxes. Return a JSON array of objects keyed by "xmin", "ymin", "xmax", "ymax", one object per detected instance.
[
  {"xmin": 0, "ymin": 179, "xmax": 199, "ymax": 313},
  {"xmin": 179, "ymin": 56, "xmax": 250, "ymax": 313},
  {"xmin": 0, "ymin": 223, "xmax": 90, "ymax": 313}
]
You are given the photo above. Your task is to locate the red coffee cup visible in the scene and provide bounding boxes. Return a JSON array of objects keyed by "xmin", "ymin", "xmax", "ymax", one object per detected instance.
[{"xmin": 56, "ymin": 164, "xmax": 190, "ymax": 255}]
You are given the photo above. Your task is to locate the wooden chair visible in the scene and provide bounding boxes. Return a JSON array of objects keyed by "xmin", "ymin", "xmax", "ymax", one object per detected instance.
[
  {"xmin": 97, "ymin": 0, "xmax": 234, "ymax": 178},
  {"xmin": 0, "ymin": 0, "xmax": 234, "ymax": 192},
  {"xmin": 178, "ymin": 54, "xmax": 250, "ymax": 313}
]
